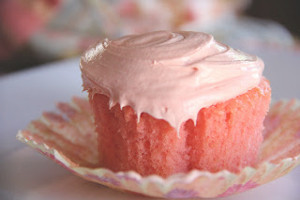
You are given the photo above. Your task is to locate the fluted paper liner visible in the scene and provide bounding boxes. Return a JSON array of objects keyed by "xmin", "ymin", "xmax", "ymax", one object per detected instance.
[{"xmin": 17, "ymin": 97, "xmax": 300, "ymax": 198}]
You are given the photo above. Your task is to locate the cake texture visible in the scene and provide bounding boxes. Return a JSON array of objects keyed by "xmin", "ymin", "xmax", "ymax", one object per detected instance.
[{"xmin": 80, "ymin": 31, "xmax": 271, "ymax": 177}]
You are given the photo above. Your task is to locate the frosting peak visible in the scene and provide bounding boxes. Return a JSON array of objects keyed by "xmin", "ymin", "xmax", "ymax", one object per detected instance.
[{"xmin": 80, "ymin": 31, "xmax": 264, "ymax": 131}]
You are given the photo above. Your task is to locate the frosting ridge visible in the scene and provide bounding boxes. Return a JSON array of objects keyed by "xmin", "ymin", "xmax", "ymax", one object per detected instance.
[{"xmin": 80, "ymin": 31, "xmax": 264, "ymax": 131}]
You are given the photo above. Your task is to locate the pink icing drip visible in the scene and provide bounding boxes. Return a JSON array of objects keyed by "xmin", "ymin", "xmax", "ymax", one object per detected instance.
[{"xmin": 80, "ymin": 31, "xmax": 264, "ymax": 132}]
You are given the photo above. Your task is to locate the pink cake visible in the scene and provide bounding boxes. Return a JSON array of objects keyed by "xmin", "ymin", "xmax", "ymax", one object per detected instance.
[{"xmin": 80, "ymin": 31, "xmax": 271, "ymax": 177}]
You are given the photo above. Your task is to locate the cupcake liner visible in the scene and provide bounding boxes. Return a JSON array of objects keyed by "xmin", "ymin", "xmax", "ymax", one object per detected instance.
[{"xmin": 17, "ymin": 97, "xmax": 300, "ymax": 198}]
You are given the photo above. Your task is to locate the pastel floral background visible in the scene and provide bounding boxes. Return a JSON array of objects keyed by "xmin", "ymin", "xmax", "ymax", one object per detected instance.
[{"xmin": 0, "ymin": 0, "xmax": 299, "ymax": 74}]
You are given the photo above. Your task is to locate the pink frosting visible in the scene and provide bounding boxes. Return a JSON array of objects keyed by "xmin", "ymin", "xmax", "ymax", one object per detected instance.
[{"xmin": 80, "ymin": 31, "xmax": 264, "ymax": 132}]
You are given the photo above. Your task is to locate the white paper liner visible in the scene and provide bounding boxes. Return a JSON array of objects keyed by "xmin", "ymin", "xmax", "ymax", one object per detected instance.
[{"xmin": 17, "ymin": 97, "xmax": 300, "ymax": 198}]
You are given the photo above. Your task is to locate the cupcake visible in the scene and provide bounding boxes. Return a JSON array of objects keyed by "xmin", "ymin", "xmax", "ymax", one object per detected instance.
[{"xmin": 80, "ymin": 31, "xmax": 271, "ymax": 177}]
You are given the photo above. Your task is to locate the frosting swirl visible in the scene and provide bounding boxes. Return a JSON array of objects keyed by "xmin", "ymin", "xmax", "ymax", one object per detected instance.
[{"xmin": 80, "ymin": 31, "xmax": 264, "ymax": 131}]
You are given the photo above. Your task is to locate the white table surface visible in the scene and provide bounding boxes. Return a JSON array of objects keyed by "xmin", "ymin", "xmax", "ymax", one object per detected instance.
[{"xmin": 0, "ymin": 47, "xmax": 300, "ymax": 200}]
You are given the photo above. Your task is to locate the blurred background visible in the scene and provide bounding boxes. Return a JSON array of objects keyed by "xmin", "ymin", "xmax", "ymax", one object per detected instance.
[{"xmin": 0, "ymin": 0, "xmax": 299, "ymax": 75}]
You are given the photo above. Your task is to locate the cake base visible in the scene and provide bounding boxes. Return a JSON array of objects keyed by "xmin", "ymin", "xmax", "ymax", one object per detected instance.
[{"xmin": 90, "ymin": 79, "xmax": 271, "ymax": 177}]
